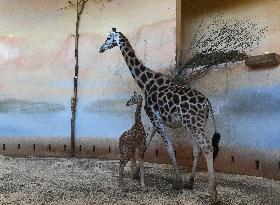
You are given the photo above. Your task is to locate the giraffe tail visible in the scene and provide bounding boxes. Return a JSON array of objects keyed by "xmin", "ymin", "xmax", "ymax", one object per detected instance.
[
  {"xmin": 207, "ymin": 99, "xmax": 221, "ymax": 160},
  {"xmin": 212, "ymin": 132, "xmax": 221, "ymax": 160}
]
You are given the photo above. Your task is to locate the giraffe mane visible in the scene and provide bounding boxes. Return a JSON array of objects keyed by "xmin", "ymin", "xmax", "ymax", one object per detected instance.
[{"xmin": 117, "ymin": 32, "xmax": 135, "ymax": 52}]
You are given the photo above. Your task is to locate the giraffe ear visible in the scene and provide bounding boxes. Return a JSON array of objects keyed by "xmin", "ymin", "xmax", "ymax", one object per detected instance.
[{"xmin": 112, "ymin": 28, "xmax": 116, "ymax": 32}]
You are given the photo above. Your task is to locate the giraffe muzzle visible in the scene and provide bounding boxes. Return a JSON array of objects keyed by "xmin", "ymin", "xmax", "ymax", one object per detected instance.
[{"xmin": 99, "ymin": 47, "xmax": 105, "ymax": 53}]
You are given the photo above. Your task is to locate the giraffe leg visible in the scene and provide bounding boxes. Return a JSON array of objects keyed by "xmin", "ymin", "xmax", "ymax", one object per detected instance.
[
  {"xmin": 139, "ymin": 157, "xmax": 145, "ymax": 192},
  {"xmin": 145, "ymin": 107, "xmax": 182, "ymax": 189},
  {"xmin": 131, "ymin": 156, "xmax": 136, "ymax": 179},
  {"xmin": 119, "ymin": 159, "xmax": 128, "ymax": 193},
  {"xmin": 129, "ymin": 156, "xmax": 136, "ymax": 189},
  {"xmin": 199, "ymin": 134, "xmax": 220, "ymax": 205},
  {"xmin": 185, "ymin": 139, "xmax": 200, "ymax": 190},
  {"xmin": 156, "ymin": 124, "xmax": 182, "ymax": 190},
  {"xmin": 134, "ymin": 127, "xmax": 156, "ymax": 179},
  {"xmin": 139, "ymin": 140, "xmax": 146, "ymax": 192},
  {"xmin": 147, "ymin": 126, "xmax": 156, "ymax": 147}
]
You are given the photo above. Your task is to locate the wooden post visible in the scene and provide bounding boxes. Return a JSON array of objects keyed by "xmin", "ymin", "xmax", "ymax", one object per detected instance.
[
  {"xmin": 245, "ymin": 53, "xmax": 280, "ymax": 68},
  {"xmin": 70, "ymin": 0, "xmax": 87, "ymax": 157}
]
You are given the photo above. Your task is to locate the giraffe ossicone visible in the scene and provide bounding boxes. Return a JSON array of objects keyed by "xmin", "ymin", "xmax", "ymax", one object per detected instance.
[{"xmin": 100, "ymin": 29, "xmax": 221, "ymax": 205}]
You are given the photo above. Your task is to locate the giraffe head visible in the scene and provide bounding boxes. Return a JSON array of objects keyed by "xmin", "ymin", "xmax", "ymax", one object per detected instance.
[
  {"xmin": 99, "ymin": 28, "xmax": 120, "ymax": 53},
  {"xmin": 126, "ymin": 92, "xmax": 143, "ymax": 106}
]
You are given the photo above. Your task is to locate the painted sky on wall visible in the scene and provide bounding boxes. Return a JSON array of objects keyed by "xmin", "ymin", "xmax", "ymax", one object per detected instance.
[
  {"xmin": 0, "ymin": 0, "xmax": 176, "ymax": 101},
  {"xmin": 0, "ymin": 0, "xmax": 176, "ymax": 138}
]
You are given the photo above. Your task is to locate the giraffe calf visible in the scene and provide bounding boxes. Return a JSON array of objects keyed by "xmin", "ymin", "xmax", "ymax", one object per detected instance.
[{"xmin": 119, "ymin": 92, "xmax": 146, "ymax": 193}]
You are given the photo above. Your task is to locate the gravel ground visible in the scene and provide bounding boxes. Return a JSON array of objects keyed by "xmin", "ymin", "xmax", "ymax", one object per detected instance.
[{"xmin": 0, "ymin": 156, "xmax": 279, "ymax": 205}]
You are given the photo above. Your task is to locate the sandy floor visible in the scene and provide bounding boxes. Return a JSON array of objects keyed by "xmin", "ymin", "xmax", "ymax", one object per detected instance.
[{"xmin": 0, "ymin": 156, "xmax": 279, "ymax": 205}]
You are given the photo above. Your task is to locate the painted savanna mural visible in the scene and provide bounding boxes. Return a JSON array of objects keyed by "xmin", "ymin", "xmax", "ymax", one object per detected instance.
[{"xmin": 0, "ymin": 0, "xmax": 176, "ymax": 147}]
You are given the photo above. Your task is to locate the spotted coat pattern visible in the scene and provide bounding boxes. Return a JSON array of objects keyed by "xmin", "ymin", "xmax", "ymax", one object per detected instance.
[
  {"xmin": 118, "ymin": 93, "xmax": 146, "ymax": 192},
  {"xmin": 100, "ymin": 29, "xmax": 221, "ymax": 204}
]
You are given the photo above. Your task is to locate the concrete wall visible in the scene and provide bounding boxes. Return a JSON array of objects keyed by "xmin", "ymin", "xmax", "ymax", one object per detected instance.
[{"xmin": 180, "ymin": 0, "xmax": 280, "ymax": 179}]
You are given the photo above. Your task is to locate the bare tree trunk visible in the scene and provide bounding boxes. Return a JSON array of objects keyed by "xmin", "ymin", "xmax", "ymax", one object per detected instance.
[{"xmin": 70, "ymin": 0, "xmax": 87, "ymax": 157}]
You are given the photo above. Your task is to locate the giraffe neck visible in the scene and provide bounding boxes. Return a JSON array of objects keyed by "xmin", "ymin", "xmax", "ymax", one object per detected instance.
[
  {"xmin": 118, "ymin": 32, "xmax": 155, "ymax": 91},
  {"xmin": 135, "ymin": 102, "xmax": 142, "ymax": 124}
]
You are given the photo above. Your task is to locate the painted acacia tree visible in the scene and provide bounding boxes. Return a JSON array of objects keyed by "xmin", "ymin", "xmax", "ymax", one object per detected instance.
[{"xmin": 173, "ymin": 14, "xmax": 268, "ymax": 85}]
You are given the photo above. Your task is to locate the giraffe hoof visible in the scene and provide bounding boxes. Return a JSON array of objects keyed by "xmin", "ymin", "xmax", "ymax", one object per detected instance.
[
  {"xmin": 210, "ymin": 200, "xmax": 221, "ymax": 205},
  {"xmin": 117, "ymin": 190, "xmax": 127, "ymax": 197},
  {"xmin": 141, "ymin": 186, "xmax": 146, "ymax": 192},
  {"xmin": 183, "ymin": 183, "xmax": 194, "ymax": 190},
  {"xmin": 132, "ymin": 172, "xmax": 140, "ymax": 179},
  {"xmin": 184, "ymin": 177, "xmax": 194, "ymax": 190},
  {"xmin": 173, "ymin": 181, "xmax": 183, "ymax": 190}
]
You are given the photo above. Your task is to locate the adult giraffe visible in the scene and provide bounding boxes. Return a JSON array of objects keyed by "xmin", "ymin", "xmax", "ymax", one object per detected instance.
[{"xmin": 99, "ymin": 28, "xmax": 221, "ymax": 205}]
